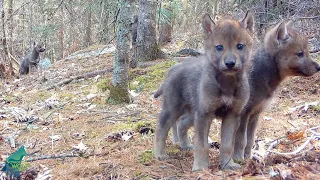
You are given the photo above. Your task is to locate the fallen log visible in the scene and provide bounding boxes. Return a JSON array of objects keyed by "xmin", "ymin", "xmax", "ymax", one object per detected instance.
[{"xmin": 46, "ymin": 68, "xmax": 113, "ymax": 90}]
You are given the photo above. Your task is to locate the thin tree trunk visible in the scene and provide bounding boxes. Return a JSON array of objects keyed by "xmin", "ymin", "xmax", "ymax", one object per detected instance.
[
  {"xmin": 59, "ymin": 5, "xmax": 64, "ymax": 59},
  {"xmin": 109, "ymin": 0, "xmax": 134, "ymax": 103},
  {"xmin": 29, "ymin": 3, "xmax": 33, "ymax": 46},
  {"xmin": 84, "ymin": 2, "xmax": 93, "ymax": 47},
  {"xmin": 1, "ymin": 0, "xmax": 11, "ymax": 76},
  {"xmin": 100, "ymin": 0, "xmax": 109, "ymax": 44},
  {"xmin": 7, "ymin": 0, "xmax": 13, "ymax": 54}
]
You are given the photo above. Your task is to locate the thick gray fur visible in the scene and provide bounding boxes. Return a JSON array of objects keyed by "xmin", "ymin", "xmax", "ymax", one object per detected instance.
[
  {"xmin": 20, "ymin": 42, "xmax": 45, "ymax": 75},
  {"xmin": 154, "ymin": 12, "xmax": 254, "ymax": 171}
]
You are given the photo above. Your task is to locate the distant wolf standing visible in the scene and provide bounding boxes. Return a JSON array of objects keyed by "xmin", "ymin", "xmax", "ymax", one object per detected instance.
[
  {"xmin": 154, "ymin": 11, "xmax": 254, "ymax": 171},
  {"xmin": 232, "ymin": 21, "xmax": 320, "ymax": 161},
  {"xmin": 19, "ymin": 42, "xmax": 46, "ymax": 75}
]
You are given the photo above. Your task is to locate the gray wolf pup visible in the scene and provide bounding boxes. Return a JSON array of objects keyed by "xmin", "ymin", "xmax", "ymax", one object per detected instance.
[
  {"xmin": 232, "ymin": 21, "xmax": 320, "ymax": 161},
  {"xmin": 154, "ymin": 11, "xmax": 254, "ymax": 171},
  {"xmin": 20, "ymin": 42, "xmax": 46, "ymax": 75}
]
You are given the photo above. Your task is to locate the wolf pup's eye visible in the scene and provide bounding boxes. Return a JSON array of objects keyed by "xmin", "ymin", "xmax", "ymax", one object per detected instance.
[
  {"xmin": 297, "ymin": 51, "xmax": 304, "ymax": 58},
  {"xmin": 237, "ymin": 44, "xmax": 245, "ymax": 50},
  {"xmin": 216, "ymin": 45, "xmax": 224, "ymax": 51}
]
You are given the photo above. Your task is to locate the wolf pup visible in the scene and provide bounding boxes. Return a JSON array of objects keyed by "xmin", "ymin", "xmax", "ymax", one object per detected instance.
[
  {"xmin": 232, "ymin": 21, "xmax": 320, "ymax": 161},
  {"xmin": 154, "ymin": 11, "xmax": 254, "ymax": 171},
  {"xmin": 20, "ymin": 42, "xmax": 46, "ymax": 75}
]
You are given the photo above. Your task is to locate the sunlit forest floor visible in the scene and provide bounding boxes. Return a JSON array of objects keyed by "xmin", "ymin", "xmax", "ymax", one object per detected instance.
[{"xmin": 0, "ymin": 44, "xmax": 319, "ymax": 179}]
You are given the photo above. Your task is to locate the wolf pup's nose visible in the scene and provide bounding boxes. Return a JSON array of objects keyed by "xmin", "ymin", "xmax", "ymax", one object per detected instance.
[
  {"xmin": 225, "ymin": 61, "xmax": 236, "ymax": 68},
  {"xmin": 317, "ymin": 66, "xmax": 320, "ymax": 71}
]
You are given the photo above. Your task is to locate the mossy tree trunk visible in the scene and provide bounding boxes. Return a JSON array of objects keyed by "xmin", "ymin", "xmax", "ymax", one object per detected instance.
[
  {"xmin": 109, "ymin": 0, "xmax": 134, "ymax": 104},
  {"xmin": 134, "ymin": 0, "xmax": 159, "ymax": 62}
]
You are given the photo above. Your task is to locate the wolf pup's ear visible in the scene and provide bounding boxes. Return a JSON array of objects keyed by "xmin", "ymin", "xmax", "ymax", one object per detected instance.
[
  {"xmin": 202, "ymin": 13, "xmax": 215, "ymax": 38},
  {"xmin": 240, "ymin": 10, "xmax": 254, "ymax": 33},
  {"xmin": 276, "ymin": 22, "xmax": 291, "ymax": 43}
]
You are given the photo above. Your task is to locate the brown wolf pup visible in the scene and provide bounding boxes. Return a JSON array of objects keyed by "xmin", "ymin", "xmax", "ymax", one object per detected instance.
[
  {"xmin": 20, "ymin": 42, "xmax": 46, "ymax": 75},
  {"xmin": 232, "ymin": 21, "xmax": 320, "ymax": 161},
  {"xmin": 154, "ymin": 11, "xmax": 254, "ymax": 171}
]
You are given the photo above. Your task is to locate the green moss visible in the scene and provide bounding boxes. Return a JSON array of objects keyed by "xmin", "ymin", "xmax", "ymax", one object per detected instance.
[
  {"xmin": 107, "ymin": 85, "xmax": 130, "ymax": 104},
  {"xmin": 310, "ymin": 104, "xmax": 320, "ymax": 111},
  {"xmin": 110, "ymin": 120, "xmax": 155, "ymax": 133},
  {"xmin": 34, "ymin": 91, "xmax": 51, "ymax": 101},
  {"xmin": 3, "ymin": 95, "xmax": 17, "ymax": 103},
  {"xmin": 59, "ymin": 92, "xmax": 76, "ymax": 100},
  {"xmin": 139, "ymin": 150, "xmax": 154, "ymax": 164},
  {"xmin": 130, "ymin": 60, "xmax": 177, "ymax": 92},
  {"xmin": 96, "ymin": 78, "xmax": 109, "ymax": 92},
  {"xmin": 166, "ymin": 146, "xmax": 180, "ymax": 155}
]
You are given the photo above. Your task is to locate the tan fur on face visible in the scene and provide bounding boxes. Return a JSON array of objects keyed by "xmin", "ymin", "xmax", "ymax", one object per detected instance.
[
  {"xmin": 264, "ymin": 21, "xmax": 319, "ymax": 78},
  {"xmin": 203, "ymin": 18, "xmax": 254, "ymax": 74}
]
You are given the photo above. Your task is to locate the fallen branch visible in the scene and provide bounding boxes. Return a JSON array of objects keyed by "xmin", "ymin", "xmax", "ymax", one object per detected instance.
[
  {"xmin": 296, "ymin": 15, "xmax": 320, "ymax": 20},
  {"xmin": 26, "ymin": 153, "xmax": 79, "ymax": 162},
  {"xmin": 267, "ymin": 134, "xmax": 315, "ymax": 156},
  {"xmin": 46, "ymin": 68, "xmax": 113, "ymax": 90}
]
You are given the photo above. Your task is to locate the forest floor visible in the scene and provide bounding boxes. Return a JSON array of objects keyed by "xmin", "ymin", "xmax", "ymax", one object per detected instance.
[{"xmin": 0, "ymin": 44, "xmax": 320, "ymax": 180}]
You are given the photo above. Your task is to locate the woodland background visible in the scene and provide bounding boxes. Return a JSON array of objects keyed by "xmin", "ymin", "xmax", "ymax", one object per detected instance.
[{"xmin": 0, "ymin": 0, "xmax": 319, "ymax": 77}]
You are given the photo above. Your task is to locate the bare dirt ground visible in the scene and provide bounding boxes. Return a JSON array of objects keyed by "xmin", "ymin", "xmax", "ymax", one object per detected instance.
[{"xmin": 0, "ymin": 46, "xmax": 319, "ymax": 179}]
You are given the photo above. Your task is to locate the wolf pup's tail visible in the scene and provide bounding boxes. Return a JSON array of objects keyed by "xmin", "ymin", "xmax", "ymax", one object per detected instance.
[{"xmin": 153, "ymin": 84, "xmax": 164, "ymax": 98}]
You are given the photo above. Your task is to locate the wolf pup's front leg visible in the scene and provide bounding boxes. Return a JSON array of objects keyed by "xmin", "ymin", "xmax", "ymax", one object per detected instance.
[{"xmin": 192, "ymin": 112, "xmax": 213, "ymax": 171}]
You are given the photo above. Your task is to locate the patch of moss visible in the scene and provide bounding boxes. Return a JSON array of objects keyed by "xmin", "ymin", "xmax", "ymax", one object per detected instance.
[
  {"xmin": 130, "ymin": 60, "xmax": 177, "ymax": 92},
  {"xmin": 139, "ymin": 150, "xmax": 154, "ymax": 164},
  {"xmin": 111, "ymin": 120, "xmax": 155, "ymax": 134},
  {"xmin": 3, "ymin": 95, "xmax": 17, "ymax": 103},
  {"xmin": 59, "ymin": 92, "xmax": 76, "ymax": 100},
  {"xmin": 107, "ymin": 85, "xmax": 130, "ymax": 104},
  {"xmin": 166, "ymin": 146, "xmax": 180, "ymax": 155},
  {"xmin": 310, "ymin": 104, "xmax": 320, "ymax": 111},
  {"xmin": 111, "ymin": 122, "xmax": 133, "ymax": 132},
  {"xmin": 34, "ymin": 91, "xmax": 51, "ymax": 101},
  {"xmin": 96, "ymin": 78, "xmax": 109, "ymax": 92}
]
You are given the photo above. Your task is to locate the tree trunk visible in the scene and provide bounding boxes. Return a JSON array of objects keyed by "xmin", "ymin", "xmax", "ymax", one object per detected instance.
[
  {"xmin": 99, "ymin": 0, "xmax": 109, "ymax": 44},
  {"xmin": 7, "ymin": 0, "xmax": 13, "ymax": 54},
  {"xmin": 59, "ymin": 5, "xmax": 64, "ymax": 59},
  {"xmin": 0, "ymin": 0, "xmax": 10, "ymax": 77},
  {"xmin": 84, "ymin": 2, "xmax": 93, "ymax": 47},
  {"xmin": 29, "ymin": 3, "xmax": 33, "ymax": 46},
  {"xmin": 134, "ymin": 0, "xmax": 159, "ymax": 62},
  {"xmin": 158, "ymin": 3, "xmax": 172, "ymax": 46},
  {"xmin": 6, "ymin": 0, "xmax": 13, "ymax": 76},
  {"xmin": 109, "ymin": 0, "xmax": 134, "ymax": 104}
]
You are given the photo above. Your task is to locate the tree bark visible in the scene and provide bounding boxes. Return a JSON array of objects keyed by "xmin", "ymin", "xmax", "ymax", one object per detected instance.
[
  {"xmin": 109, "ymin": 0, "xmax": 135, "ymax": 103},
  {"xmin": 7, "ymin": 0, "xmax": 13, "ymax": 54},
  {"xmin": 134, "ymin": 0, "xmax": 159, "ymax": 62},
  {"xmin": 99, "ymin": 0, "xmax": 109, "ymax": 44},
  {"xmin": 0, "ymin": 0, "xmax": 10, "ymax": 77},
  {"xmin": 84, "ymin": 1, "xmax": 93, "ymax": 47},
  {"xmin": 59, "ymin": 5, "xmax": 65, "ymax": 59}
]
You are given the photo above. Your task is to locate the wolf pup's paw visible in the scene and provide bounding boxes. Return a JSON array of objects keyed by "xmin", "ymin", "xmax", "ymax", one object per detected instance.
[
  {"xmin": 180, "ymin": 144, "xmax": 194, "ymax": 151},
  {"xmin": 220, "ymin": 161, "xmax": 241, "ymax": 170},
  {"xmin": 155, "ymin": 153, "xmax": 169, "ymax": 160},
  {"xmin": 192, "ymin": 161, "xmax": 209, "ymax": 172},
  {"xmin": 232, "ymin": 153, "xmax": 245, "ymax": 163}
]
